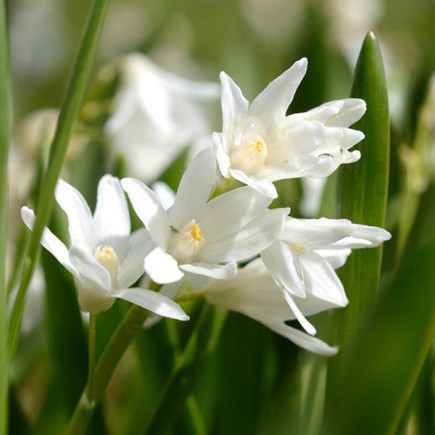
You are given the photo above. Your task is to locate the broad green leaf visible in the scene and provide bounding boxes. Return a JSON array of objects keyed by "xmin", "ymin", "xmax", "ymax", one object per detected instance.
[
  {"xmin": 325, "ymin": 234, "xmax": 435, "ymax": 435},
  {"xmin": 333, "ymin": 31, "xmax": 390, "ymax": 357},
  {"xmin": 0, "ymin": 0, "xmax": 10, "ymax": 432}
]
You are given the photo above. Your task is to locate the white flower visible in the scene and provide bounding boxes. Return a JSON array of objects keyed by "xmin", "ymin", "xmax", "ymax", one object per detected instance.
[
  {"xmin": 261, "ymin": 217, "xmax": 391, "ymax": 334},
  {"xmin": 214, "ymin": 58, "xmax": 366, "ymax": 198},
  {"xmin": 122, "ymin": 148, "xmax": 288, "ymax": 285},
  {"xmin": 21, "ymin": 174, "xmax": 188, "ymax": 320},
  {"xmin": 204, "ymin": 258, "xmax": 339, "ymax": 356},
  {"xmin": 105, "ymin": 53, "xmax": 220, "ymax": 183}
]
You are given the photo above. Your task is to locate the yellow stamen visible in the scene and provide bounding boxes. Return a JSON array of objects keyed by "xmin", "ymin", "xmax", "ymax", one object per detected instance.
[
  {"xmin": 191, "ymin": 223, "xmax": 202, "ymax": 241},
  {"xmin": 253, "ymin": 140, "xmax": 264, "ymax": 153}
]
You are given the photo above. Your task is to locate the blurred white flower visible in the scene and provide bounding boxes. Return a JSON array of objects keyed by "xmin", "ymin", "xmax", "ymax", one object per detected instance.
[
  {"xmin": 122, "ymin": 149, "xmax": 288, "ymax": 285},
  {"xmin": 214, "ymin": 59, "xmax": 366, "ymax": 198},
  {"xmin": 261, "ymin": 217, "xmax": 391, "ymax": 335},
  {"xmin": 106, "ymin": 53, "xmax": 220, "ymax": 183},
  {"xmin": 326, "ymin": 0, "xmax": 383, "ymax": 67},
  {"xmin": 21, "ymin": 175, "xmax": 188, "ymax": 320},
  {"xmin": 205, "ymin": 257, "xmax": 338, "ymax": 356}
]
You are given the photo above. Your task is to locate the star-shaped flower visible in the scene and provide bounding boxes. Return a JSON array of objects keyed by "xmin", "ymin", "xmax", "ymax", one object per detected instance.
[
  {"xmin": 122, "ymin": 148, "xmax": 288, "ymax": 285},
  {"xmin": 21, "ymin": 175, "xmax": 188, "ymax": 319},
  {"xmin": 214, "ymin": 58, "xmax": 366, "ymax": 198}
]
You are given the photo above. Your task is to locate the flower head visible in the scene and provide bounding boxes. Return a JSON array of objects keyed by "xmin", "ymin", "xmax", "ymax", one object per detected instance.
[
  {"xmin": 261, "ymin": 217, "xmax": 391, "ymax": 334},
  {"xmin": 21, "ymin": 175, "xmax": 188, "ymax": 320},
  {"xmin": 205, "ymin": 257, "xmax": 339, "ymax": 356},
  {"xmin": 106, "ymin": 53, "xmax": 220, "ymax": 183},
  {"xmin": 214, "ymin": 58, "xmax": 366, "ymax": 198},
  {"xmin": 122, "ymin": 148, "xmax": 289, "ymax": 285}
]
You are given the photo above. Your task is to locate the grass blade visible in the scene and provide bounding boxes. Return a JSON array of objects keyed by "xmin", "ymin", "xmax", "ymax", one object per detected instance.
[
  {"xmin": 0, "ymin": 0, "xmax": 11, "ymax": 433},
  {"xmin": 144, "ymin": 305, "xmax": 227, "ymax": 434},
  {"xmin": 8, "ymin": 0, "xmax": 109, "ymax": 359},
  {"xmin": 325, "ymin": 235, "xmax": 435, "ymax": 434}
]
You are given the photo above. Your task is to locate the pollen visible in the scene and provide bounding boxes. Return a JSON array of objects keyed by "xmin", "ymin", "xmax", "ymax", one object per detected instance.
[
  {"xmin": 191, "ymin": 223, "xmax": 203, "ymax": 241},
  {"xmin": 253, "ymin": 139, "xmax": 264, "ymax": 153}
]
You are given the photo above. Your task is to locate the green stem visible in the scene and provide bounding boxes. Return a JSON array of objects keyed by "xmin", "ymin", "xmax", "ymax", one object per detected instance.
[
  {"xmin": 68, "ymin": 282, "xmax": 162, "ymax": 434},
  {"xmin": 174, "ymin": 290, "xmax": 208, "ymax": 304},
  {"xmin": 88, "ymin": 314, "xmax": 97, "ymax": 398},
  {"xmin": 8, "ymin": 0, "xmax": 109, "ymax": 359},
  {"xmin": 0, "ymin": 0, "xmax": 10, "ymax": 432}
]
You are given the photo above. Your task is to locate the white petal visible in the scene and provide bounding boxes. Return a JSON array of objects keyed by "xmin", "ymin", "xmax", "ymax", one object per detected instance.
[
  {"xmin": 261, "ymin": 241, "xmax": 305, "ymax": 297},
  {"xmin": 315, "ymin": 248, "xmax": 351, "ymax": 269},
  {"xmin": 152, "ymin": 181, "xmax": 175, "ymax": 211},
  {"xmin": 198, "ymin": 186, "xmax": 273, "ymax": 243},
  {"xmin": 230, "ymin": 169, "xmax": 278, "ymax": 199},
  {"xmin": 21, "ymin": 206, "xmax": 78, "ymax": 277},
  {"xmin": 339, "ymin": 128, "xmax": 365, "ymax": 150},
  {"xmin": 213, "ymin": 132, "xmax": 231, "ymax": 177},
  {"xmin": 200, "ymin": 208, "xmax": 288, "ymax": 263},
  {"xmin": 118, "ymin": 229, "xmax": 155, "ymax": 288},
  {"xmin": 281, "ymin": 290, "xmax": 317, "ymax": 335},
  {"xmin": 325, "ymin": 98, "xmax": 366, "ymax": 127},
  {"xmin": 180, "ymin": 262, "xmax": 237, "ymax": 280},
  {"xmin": 264, "ymin": 320, "xmax": 337, "ymax": 356},
  {"xmin": 144, "ymin": 247, "xmax": 184, "ymax": 284},
  {"xmin": 55, "ymin": 179, "xmax": 94, "ymax": 246},
  {"xmin": 69, "ymin": 245, "xmax": 111, "ymax": 293},
  {"xmin": 161, "ymin": 69, "xmax": 220, "ymax": 100},
  {"xmin": 281, "ymin": 217, "xmax": 355, "ymax": 247},
  {"xmin": 94, "ymin": 175, "xmax": 130, "ymax": 240},
  {"xmin": 169, "ymin": 148, "xmax": 216, "ymax": 229},
  {"xmin": 112, "ymin": 287, "xmax": 189, "ymax": 321},
  {"xmin": 121, "ymin": 178, "xmax": 170, "ymax": 249},
  {"xmin": 219, "ymin": 72, "xmax": 249, "ymax": 139},
  {"xmin": 249, "ymin": 58, "xmax": 307, "ymax": 129},
  {"xmin": 299, "ymin": 252, "xmax": 348, "ymax": 307},
  {"xmin": 339, "ymin": 224, "xmax": 391, "ymax": 247}
]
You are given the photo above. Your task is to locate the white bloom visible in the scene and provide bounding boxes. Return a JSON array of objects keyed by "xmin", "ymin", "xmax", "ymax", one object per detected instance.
[
  {"xmin": 300, "ymin": 177, "xmax": 327, "ymax": 217},
  {"xmin": 21, "ymin": 175, "xmax": 188, "ymax": 320},
  {"xmin": 214, "ymin": 58, "xmax": 366, "ymax": 198},
  {"xmin": 205, "ymin": 258, "xmax": 339, "ymax": 356},
  {"xmin": 122, "ymin": 148, "xmax": 288, "ymax": 285},
  {"xmin": 261, "ymin": 217, "xmax": 391, "ymax": 334},
  {"xmin": 106, "ymin": 53, "xmax": 220, "ymax": 183}
]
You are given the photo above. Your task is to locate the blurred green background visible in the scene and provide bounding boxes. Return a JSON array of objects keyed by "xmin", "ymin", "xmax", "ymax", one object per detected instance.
[{"xmin": 7, "ymin": 0, "xmax": 435, "ymax": 434}]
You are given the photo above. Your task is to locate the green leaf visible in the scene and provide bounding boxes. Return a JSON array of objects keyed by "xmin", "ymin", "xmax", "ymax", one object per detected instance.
[
  {"xmin": 0, "ymin": 0, "xmax": 11, "ymax": 432},
  {"xmin": 325, "ymin": 235, "xmax": 435, "ymax": 435},
  {"xmin": 8, "ymin": 0, "xmax": 109, "ymax": 359},
  {"xmin": 333, "ymin": 31, "xmax": 390, "ymax": 357},
  {"xmin": 144, "ymin": 305, "xmax": 227, "ymax": 434}
]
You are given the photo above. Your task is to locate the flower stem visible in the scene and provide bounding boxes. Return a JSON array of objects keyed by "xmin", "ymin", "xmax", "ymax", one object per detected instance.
[
  {"xmin": 174, "ymin": 290, "xmax": 208, "ymax": 304},
  {"xmin": 0, "ymin": 0, "xmax": 10, "ymax": 432},
  {"xmin": 8, "ymin": 0, "xmax": 109, "ymax": 360},
  {"xmin": 68, "ymin": 282, "xmax": 162, "ymax": 434},
  {"xmin": 88, "ymin": 314, "xmax": 97, "ymax": 398}
]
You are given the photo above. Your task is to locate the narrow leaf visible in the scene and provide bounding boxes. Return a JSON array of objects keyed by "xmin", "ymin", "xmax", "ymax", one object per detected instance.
[
  {"xmin": 334, "ymin": 31, "xmax": 390, "ymax": 356},
  {"xmin": 325, "ymin": 235, "xmax": 435, "ymax": 435},
  {"xmin": 144, "ymin": 305, "xmax": 227, "ymax": 434},
  {"xmin": 8, "ymin": 0, "xmax": 109, "ymax": 359},
  {"xmin": 0, "ymin": 0, "xmax": 10, "ymax": 432}
]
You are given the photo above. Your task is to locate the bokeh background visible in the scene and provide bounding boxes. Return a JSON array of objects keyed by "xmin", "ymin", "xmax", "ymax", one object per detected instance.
[{"xmin": 7, "ymin": 0, "xmax": 435, "ymax": 434}]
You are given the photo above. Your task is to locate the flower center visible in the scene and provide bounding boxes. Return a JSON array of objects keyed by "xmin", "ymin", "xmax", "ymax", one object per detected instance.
[
  {"xmin": 95, "ymin": 246, "xmax": 119, "ymax": 289},
  {"xmin": 290, "ymin": 243, "xmax": 308, "ymax": 256},
  {"xmin": 168, "ymin": 219, "xmax": 205, "ymax": 263},
  {"xmin": 230, "ymin": 134, "xmax": 268, "ymax": 175}
]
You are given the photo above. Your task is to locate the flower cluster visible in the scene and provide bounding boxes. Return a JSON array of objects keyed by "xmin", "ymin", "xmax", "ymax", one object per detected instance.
[{"xmin": 22, "ymin": 58, "xmax": 391, "ymax": 355}]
